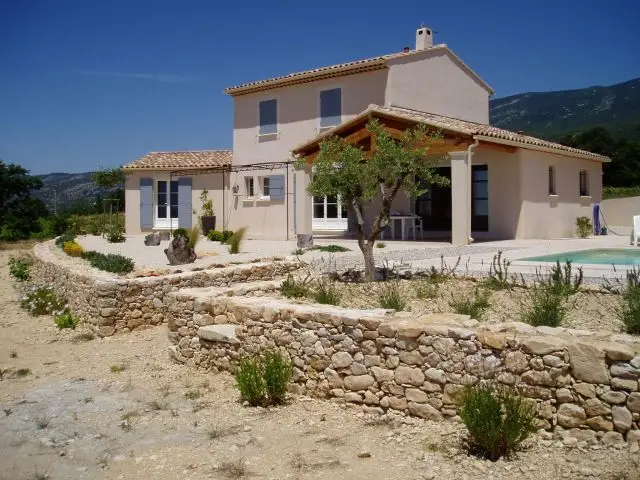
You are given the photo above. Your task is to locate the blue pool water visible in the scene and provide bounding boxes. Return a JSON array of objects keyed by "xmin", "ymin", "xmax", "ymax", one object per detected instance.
[{"xmin": 523, "ymin": 249, "xmax": 640, "ymax": 265}]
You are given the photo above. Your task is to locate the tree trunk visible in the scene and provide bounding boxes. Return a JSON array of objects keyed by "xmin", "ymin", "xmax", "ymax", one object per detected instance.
[{"xmin": 362, "ymin": 242, "xmax": 376, "ymax": 282}]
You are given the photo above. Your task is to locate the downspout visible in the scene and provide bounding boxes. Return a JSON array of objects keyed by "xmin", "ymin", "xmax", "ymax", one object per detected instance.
[
  {"xmin": 293, "ymin": 163, "xmax": 297, "ymax": 235},
  {"xmin": 466, "ymin": 138, "xmax": 480, "ymax": 244},
  {"xmin": 168, "ymin": 172, "xmax": 173, "ymax": 236},
  {"xmin": 285, "ymin": 163, "xmax": 289, "ymax": 240},
  {"xmin": 222, "ymin": 170, "xmax": 226, "ymax": 231}
]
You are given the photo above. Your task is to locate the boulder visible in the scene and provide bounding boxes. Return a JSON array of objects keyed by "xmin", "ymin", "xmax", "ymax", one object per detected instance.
[
  {"xmin": 164, "ymin": 236, "xmax": 197, "ymax": 265},
  {"xmin": 144, "ymin": 232, "xmax": 161, "ymax": 246},
  {"xmin": 567, "ymin": 342, "xmax": 610, "ymax": 385},
  {"xmin": 296, "ymin": 234, "xmax": 313, "ymax": 249}
]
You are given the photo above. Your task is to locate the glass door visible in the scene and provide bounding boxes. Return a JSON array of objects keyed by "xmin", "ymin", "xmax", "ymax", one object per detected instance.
[
  {"xmin": 155, "ymin": 180, "xmax": 179, "ymax": 229},
  {"xmin": 312, "ymin": 195, "xmax": 348, "ymax": 230}
]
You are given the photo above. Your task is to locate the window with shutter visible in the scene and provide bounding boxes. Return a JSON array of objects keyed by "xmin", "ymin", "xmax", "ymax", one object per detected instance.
[
  {"xmin": 320, "ymin": 88, "xmax": 341, "ymax": 128},
  {"xmin": 259, "ymin": 99, "xmax": 277, "ymax": 135}
]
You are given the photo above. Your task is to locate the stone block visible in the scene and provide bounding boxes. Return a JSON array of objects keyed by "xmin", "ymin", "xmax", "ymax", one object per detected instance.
[
  {"xmin": 574, "ymin": 383, "xmax": 596, "ymax": 399},
  {"xmin": 399, "ymin": 350, "xmax": 424, "ymax": 365},
  {"xmin": 567, "ymin": 342, "xmax": 610, "ymax": 385},
  {"xmin": 296, "ymin": 234, "xmax": 313, "ymax": 249},
  {"xmin": 610, "ymin": 362, "xmax": 640, "ymax": 380},
  {"xmin": 395, "ymin": 366, "xmax": 425, "ymax": 386},
  {"xmin": 585, "ymin": 416, "xmax": 614, "ymax": 431},
  {"xmin": 584, "ymin": 398, "xmax": 610, "ymax": 417},
  {"xmin": 371, "ymin": 366, "xmax": 394, "ymax": 383},
  {"xmin": 611, "ymin": 378, "xmax": 638, "ymax": 391},
  {"xmin": 612, "ymin": 406, "xmax": 633, "ymax": 432},
  {"xmin": 405, "ymin": 388, "xmax": 428, "ymax": 403},
  {"xmin": 557, "ymin": 404, "xmax": 586, "ymax": 428},
  {"xmin": 144, "ymin": 232, "xmax": 161, "ymax": 246},
  {"xmin": 344, "ymin": 375, "xmax": 375, "ymax": 391},
  {"xmin": 408, "ymin": 402, "xmax": 442, "ymax": 421},
  {"xmin": 521, "ymin": 336, "xmax": 566, "ymax": 355},
  {"xmin": 627, "ymin": 392, "xmax": 640, "ymax": 413},
  {"xmin": 600, "ymin": 390, "xmax": 627, "ymax": 404},
  {"xmin": 331, "ymin": 352, "xmax": 353, "ymax": 369},
  {"xmin": 198, "ymin": 324, "xmax": 239, "ymax": 344},
  {"xmin": 387, "ymin": 396, "xmax": 408, "ymax": 410}
]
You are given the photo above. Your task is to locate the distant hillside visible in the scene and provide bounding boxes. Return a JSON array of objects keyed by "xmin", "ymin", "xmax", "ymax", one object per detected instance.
[
  {"xmin": 34, "ymin": 172, "xmax": 101, "ymax": 212},
  {"xmin": 489, "ymin": 77, "xmax": 640, "ymax": 140}
]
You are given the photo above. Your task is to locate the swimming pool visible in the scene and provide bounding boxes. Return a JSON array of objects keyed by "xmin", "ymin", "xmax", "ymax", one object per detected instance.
[{"xmin": 522, "ymin": 248, "xmax": 640, "ymax": 265}]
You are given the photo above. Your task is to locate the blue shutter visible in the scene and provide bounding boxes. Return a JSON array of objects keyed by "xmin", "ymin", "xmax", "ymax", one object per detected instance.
[
  {"xmin": 320, "ymin": 88, "xmax": 341, "ymax": 127},
  {"xmin": 178, "ymin": 177, "xmax": 192, "ymax": 228},
  {"xmin": 140, "ymin": 178, "xmax": 153, "ymax": 229},
  {"xmin": 269, "ymin": 175, "xmax": 285, "ymax": 201},
  {"xmin": 259, "ymin": 99, "xmax": 277, "ymax": 135}
]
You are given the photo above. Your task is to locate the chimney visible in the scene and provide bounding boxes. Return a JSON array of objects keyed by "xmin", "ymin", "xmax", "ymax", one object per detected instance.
[{"xmin": 416, "ymin": 27, "xmax": 433, "ymax": 51}]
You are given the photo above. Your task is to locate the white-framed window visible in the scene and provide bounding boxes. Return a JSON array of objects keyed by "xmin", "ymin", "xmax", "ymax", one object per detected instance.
[
  {"xmin": 259, "ymin": 98, "xmax": 277, "ymax": 135},
  {"xmin": 579, "ymin": 169, "xmax": 589, "ymax": 196},
  {"xmin": 319, "ymin": 87, "xmax": 342, "ymax": 129},
  {"xmin": 548, "ymin": 166, "xmax": 556, "ymax": 195},
  {"xmin": 261, "ymin": 177, "xmax": 270, "ymax": 199},
  {"xmin": 245, "ymin": 176, "xmax": 255, "ymax": 199}
]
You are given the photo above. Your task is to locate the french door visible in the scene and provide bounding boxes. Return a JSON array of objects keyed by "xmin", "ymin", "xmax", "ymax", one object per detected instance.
[
  {"xmin": 155, "ymin": 180, "xmax": 179, "ymax": 229},
  {"xmin": 312, "ymin": 195, "xmax": 348, "ymax": 230}
]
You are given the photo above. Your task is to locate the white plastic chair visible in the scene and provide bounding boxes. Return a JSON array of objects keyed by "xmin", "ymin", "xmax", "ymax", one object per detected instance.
[
  {"xmin": 632, "ymin": 215, "xmax": 640, "ymax": 246},
  {"xmin": 406, "ymin": 216, "xmax": 424, "ymax": 240}
]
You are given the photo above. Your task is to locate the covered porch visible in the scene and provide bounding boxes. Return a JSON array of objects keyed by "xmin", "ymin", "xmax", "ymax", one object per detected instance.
[{"xmin": 294, "ymin": 106, "xmax": 517, "ymax": 245}]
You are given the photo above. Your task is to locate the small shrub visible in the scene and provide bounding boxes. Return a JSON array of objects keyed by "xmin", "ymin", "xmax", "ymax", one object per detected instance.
[
  {"xmin": 312, "ymin": 244, "xmax": 350, "ymax": 253},
  {"xmin": 449, "ymin": 289, "xmax": 491, "ymax": 320},
  {"xmin": 235, "ymin": 356, "xmax": 266, "ymax": 406},
  {"xmin": 459, "ymin": 384, "xmax": 536, "ymax": 461},
  {"xmin": 207, "ymin": 230, "xmax": 224, "ymax": 242},
  {"xmin": 280, "ymin": 274, "xmax": 311, "ymax": 299},
  {"xmin": 20, "ymin": 285, "xmax": 66, "ymax": 316},
  {"xmin": 312, "ymin": 278, "xmax": 341, "ymax": 305},
  {"xmin": 522, "ymin": 283, "xmax": 566, "ymax": 327},
  {"xmin": 376, "ymin": 242, "xmax": 386, "ymax": 249},
  {"xmin": 221, "ymin": 230, "xmax": 234, "ymax": 243},
  {"xmin": 63, "ymin": 240, "xmax": 84, "ymax": 257},
  {"xmin": 379, "ymin": 281, "xmax": 407, "ymax": 311},
  {"xmin": 617, "ymin": 269, "xmax": 640, "ymax": 334},
  {"xmin": 8, "ymin": 256, "xmax": 30, "ymax": 281},
  {"xmin": 575, "ymin": 216, "xmax": 592, "ymax": 238},
  {"xmin": 110, "ymin": 363, "xmax": 126, "ymax": 373},
  {"xmin": 186, "ymin": 226, "xmax": 201, "ymax": 249},
  {"xmin": 81, "ymin": 251, "xmax": 134, "ymax": 274},
  {"xmin": 106, "ymin": 224, "xmax": 126, "ymax": 243},
  {"xmin": 185, "ymin": 389, "xmax": 203, "ymax": 400},
  {"xmin": 54, "ymin": 311, "xmax": 78, "ymax": 329},
  {"xmin": 172, "ymin": 228, "xmax": 188, "ymax": 239},
  {"xmin": 55, "ymin": 232, "xmax": 76, "ymax": 248},
  {"xmin": 545, "ymin": 261, "xmax": 583, "ymax": 298},
  {"xmin": 291, "ymin": 248, "xmax": 305, "ymax": 256},
  {"xmin": 416, "ymin": 281, "xmax": 438, "ymax": 299},
  {"xmin": 228, "ymin": 227, "xmax": 247, "ymax": 254},
  {"xmin": 262, "ymin": 350, "xmax": 293, "ymax": 405},
  {"xmin": 483, "ymin": 251, "xmax": 512, "ymax": 290}
]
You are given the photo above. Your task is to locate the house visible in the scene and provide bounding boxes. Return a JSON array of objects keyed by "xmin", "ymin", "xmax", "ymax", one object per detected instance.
[{"xmin": 123, "ymin": 27, "xmax": 609, "ymax": 243}]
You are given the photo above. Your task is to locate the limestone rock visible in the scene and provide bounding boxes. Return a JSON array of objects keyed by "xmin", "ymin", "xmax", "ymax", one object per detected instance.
[
  {"xmin": 611, "ymin": 406, "xmax": 632, "ymax": 432},
  {"xmin": 477, "ymin": 331, "xmax": 507, "ymax": 350},
  {"xmin": 399, "ymin": 350, "xmax": 424, "ymax": 365},
  {"xmin": 555, "ymin": 388, "xmax": 574, "ymax": 403},
  {"xmin": 405, "ymin": 388, "xmax": 428, "ymax": 403},
  {"xmin": 198, "ymin": 324, "xmax": 239, "ymax": 344},
  {"xmin": 567, "ymin": 342, "xmax": 610, "ymax": 385},
  {"xmin": 442, "ymin": 384, "xmax": 464, "ymax": 405},
  {"xmin": 611, "ymin": 378, "xmax": 638, "ymax": 391},
  {"xmin": 574, "ymin": 383, "xmax": 596, "ymax": 398},
  {"xmin": 164, "ymin": 236, "xmax": 197, "ymax": 265},
  {"xmin": 408, "ymin": 402, "xmax": 443, "ymax": 421},
  {"xmin": 324, "ymin": 368, "xmax": 343, "ymax": 389},
  {"xmin": 603, "ymin": 343, "xmax": 635, "ymax": 361},
  {"xmin": 600, "ymin": 390, "xmax": 627, "ymax": 404},
  {"xmin": 584, "ymin": 398, "xmax": 610, "ymax": 417},
  {"xmin": 521, "ymin": 336, "xmax": 566, "ymax": 355},
  {"xmin": 331, "ymin": 352, "xmax": 353, "ymax": 369},
  {"xmin": 371, "ymin": 366, "xmax": 394, "ymax": 383},
  {"xmin": 585, "ymin": 416, "xmax": 614, "ymax": 431},
  {"xmin": 344, "ymin": 375, "xmax": 375, "ymax": 391},
  {"xmin": 610, "ymin": 362, "xmax": 640, "ymax": 380},
  {"xmin": 387, "ymin": 396, "xmax": 408, "ymax": 410},
  {"xmin": 557, "ymin": 404, "xmax": 586, "ymax": 428},
  {"xmin": 144, "ymin": 232, "xmax": 161, "ymax": 246},
  {"xmin": 296, "ymin": 234, "xmax": 313, "ymax": 249},
  {"xmin": 601, "ymin": 431, "xmax": 625, "ymax": 446},
  {"xmin": 424, "ymin": 368, "xmax": 446, "ymax": 384},
  {"xmin": 394, "ymin": 366, "xmax": 425, "ymax": 386},
  {"xmin": 627, "ymin": 392, "xmax": 640, "ymax": 413},
  {"xmin": 505, "ymin": 350, "xmax": 529, "ymax": 373}
]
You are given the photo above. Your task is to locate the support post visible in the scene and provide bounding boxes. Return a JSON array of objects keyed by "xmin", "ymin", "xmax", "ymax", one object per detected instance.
[{"xmin": 450, "ymin": 151, "xmax": 470, "ymax": 245}]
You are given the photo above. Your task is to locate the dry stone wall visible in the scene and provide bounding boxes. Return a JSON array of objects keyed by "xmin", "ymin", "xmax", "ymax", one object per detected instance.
[
  {"xmin": 167, "ymin": 284, "xmax": 640, "ymax": 444},
  {"xmin": 31, "ymin": 241, "xmax": 297, "ymax": 336}
]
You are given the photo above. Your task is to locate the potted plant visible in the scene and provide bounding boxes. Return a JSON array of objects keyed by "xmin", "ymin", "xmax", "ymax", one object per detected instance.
[{"xmin": 199, "ymin": 189, "xmax": 216, "ymax": 235}]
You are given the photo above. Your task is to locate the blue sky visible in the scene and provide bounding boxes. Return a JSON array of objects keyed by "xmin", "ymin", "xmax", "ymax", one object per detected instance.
[{"xmin": 1, "ymin": 0, "xmax": 638, "ymax": 174}]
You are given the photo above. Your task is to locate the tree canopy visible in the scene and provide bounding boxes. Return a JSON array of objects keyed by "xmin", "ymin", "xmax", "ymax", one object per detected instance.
[{"xmin": 297, "ymin": 119, "xmax": 449, "ymax": 281}]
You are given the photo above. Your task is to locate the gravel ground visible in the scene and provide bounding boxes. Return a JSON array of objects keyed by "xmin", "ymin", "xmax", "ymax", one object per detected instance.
[{"xmin": 2, "ymin": 250, "xmax": 639, "ymax": 480}]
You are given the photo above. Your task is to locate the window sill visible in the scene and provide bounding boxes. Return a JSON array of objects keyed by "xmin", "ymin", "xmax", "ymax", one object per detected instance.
[
  {"xmin": 580, "ymin": 195, "xmax": 592, "ymax": 199},
  {"xmin": 243, "ymin": 198, "xmax": 255, "ymax": 203},
  {"xmin": 257, "ymin": 132, "xmax": 278, "ymax": 142},
  {"xmin": 549, "ymin": 194, "xmax": 559, "ymax": 198},
  {"xmin": 256, "ymin": 196, "xmax": 271, "ymax": 202}
]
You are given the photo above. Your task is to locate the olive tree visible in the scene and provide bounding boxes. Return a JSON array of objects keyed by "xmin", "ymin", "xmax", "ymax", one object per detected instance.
[{"xmin": 297, "ymin": 119, "xmax": 449, "ymax": 281}]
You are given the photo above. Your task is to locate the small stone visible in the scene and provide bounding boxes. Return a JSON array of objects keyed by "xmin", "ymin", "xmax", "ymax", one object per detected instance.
[
  {"xmin": 631, "ymin": 357, "xmax": 640, "ymax": 369},
  {"xmin": 387, "ymin": 396, "xmax": 408, "ymax": 410},
  {"xmin": 556, "ymin": 388, "xmax": 574, "ymax": 403},
  {"xmin": 331, "ymin": 352, "xmax": 353, "ymax": 369},
  {"xmin": 399, "ymin": 350, "xmax": 424, "ymax": 365},
  {"xmin": 405, "ymin": 388, "xmax": 428, "ymax": 403},
  {"xmin": 542, "ymin": 355, "xmax": 564, "ymax": 368},
  {"xmin": 574, "ymin": 383, "xmax": 596, "ymax": 399},
  {"xmin": 584, "ymin": 398, "xmax": 610, "ymax": 417},
  {"xmin": 424, "ymin": 368, "xmax": 446, "ymax": 384},
  {"xmin": 600, "ymin": 390, "xmax": 627, "ymax": 404},
  {"xmin": 557, "ymin": 404, "xmax": 586, "ymax": 428},
  {"xmin": 567, "ymin": 342, "xmax": 610, "ymax": 385},
  {"xmin": 408, "ymin": 402, "xmax": 443, "ymax": 421},
  {"xmin": 585, "ymin": 416, "xmax": 613, "ymax": 431},
  {"xmin": 601, "ymin": 431, "xmax": 624, "ymax": 446},
  {"xmin": 371, "ymin": 367, "xmax": 394, "ymax": 383},
  {"xmin": 344, "ymin": 375, "xmax": 375, "ymax": 391},
  {"xmin": 610, "ymin": 362, "xmax": 640, "ymax": 380},
  {"xmin": 627, "ymin": 392, "xmax": 640, "ymax": 413},
  {"xmin": 357, "ymin": 452, "xmax": 371, "ymax": 458},
  {"xmin": 394, "ymin": 366, "xmax": 425, "ymax": 386},
  {"xmin": 611, "ymin": 378, "xmax": 638, "ymax": 391},
  {"xmin": 611, "ymin": 406, "xmax": 632, "ymax": 432},
  {"xmin": 504, "ymin": 351, "xmax": 529, "ymax": 373}
]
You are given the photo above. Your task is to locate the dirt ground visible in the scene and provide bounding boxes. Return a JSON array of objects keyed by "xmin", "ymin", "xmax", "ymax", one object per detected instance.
[{"xmin": 1, "ymin": 251, "xmax": 639, "ymax": 480}]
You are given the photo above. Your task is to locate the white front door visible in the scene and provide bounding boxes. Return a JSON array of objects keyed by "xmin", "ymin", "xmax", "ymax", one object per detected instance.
[
  {"xmin": 154, "ymin": 179, "xmax": 179, "ymax": 229},
  {"xmin": 312, "ymin": 195, "xmax": 348, "ymax": 231}
]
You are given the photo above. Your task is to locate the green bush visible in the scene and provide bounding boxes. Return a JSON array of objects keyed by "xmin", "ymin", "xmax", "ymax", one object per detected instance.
[
  {"xmin": 81, "ymin": 251, "xmax": 134, "ymax": 274},
  {"xmin": 221, "ymin": 230, "xmax": 234, "ymax": 244},
  {"xmin": 312, "ymin": 278, "xmax": 342, "ymax": 305},
  {"xmin": 235, "ymin": 356, "xmax": 267, "ymax": 406},
  {"xmin": 483, "ymin": 251, "xmax": 513, "ymax": 290},
  {"xmin": 262, "ymin": 350, "xmax": 293, "ymax": 405},
  {"xmin": 545, "ymin": 261, "xmax": 583, "ymax": 298},
  {"xmin": 449, "ymin": 289, "xmax": 491, "ymax": 320},
  {"xmin": 280, "ymin": 274, "xmax": 311, "ymax": 299},
  {"xmin": 311, "ymin": 244, "xmax": 351, "ymax": 253},
  {"xmin": 376, "ymin": 242, "xmax": 386, "ymax": 249},
  {"xmin": 172, "ymin": 228, "xmax": 188, "ymax": 239},
  {"xmin": 603, "ymin": 186, "xmax": 640, "ymax": 200},
  {"xmin": 207, "ymin": 230, "xmax": 224, "ymax": 242},
  {"xmin": 20, "ymin": 285, "xmax": 66, "ymax": 316},
  {"xmin": 617, "ymin": 269, "xmax": 640, "ymax": 334},
  {"xmin": 459, "ymin": 384, "xmax": 536, "ymax": 461},
  {"xmin": 379, "ymin": 281, "xmax": 407, "ymax": 311},
  {"xmin": 186, "ymin": 226, "xmax": 200, "ymax": 249},
  {"xmin": 106, "ymin": 224, "xmax": 125, "ymax": 243},
  {"xmin": 416, "ymin": 280, "xmax": 438, "ymax": 299},
  {"xmin": 522, "ymin": 283, "xmax": 567, "ymax": 327},
  {"xmin": 575, "ymin": 216, "xmax": 592, "ymax": 238},
  {"xmin": 55, "ymin": 232, "xmax": 76, "ymax": 248},
  {"xmin": 228, "ymin": 227, "xmax": 246, "ymax": 254},
  {"xmin": 9, "ymin": 256, "xmax": 30, "ymax": 282},
  {"xmin": 54, "ymin": 311, "xmax": 78, "ymax": 329}
]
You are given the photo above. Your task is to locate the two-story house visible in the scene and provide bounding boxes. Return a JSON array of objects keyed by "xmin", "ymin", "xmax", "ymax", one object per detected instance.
[{"xmin": 123, "ymin": 27, "xmax": 608, "ymax": 244}]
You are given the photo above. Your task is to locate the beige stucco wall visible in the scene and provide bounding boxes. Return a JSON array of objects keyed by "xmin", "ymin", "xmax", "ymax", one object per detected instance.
[
  {"xmin": 600, "ymin": 196, "xmax": 640, "ymax": 227},
  {"xmin": 515, "ymin": 150, "xmax": 602, "ymax": 239},
  {"xmin": 124, "ymin": 171, "xmax": 226, "ymax": 235},
  {"xmin": 385, "ymin": 50, "xmax": 490, "ymax": 123}
]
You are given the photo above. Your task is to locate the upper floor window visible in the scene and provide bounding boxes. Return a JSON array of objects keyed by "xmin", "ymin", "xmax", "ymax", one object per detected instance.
[
  {"xmin": 261, "ymin": 177, "xmax": 270, "ymax": 198},
  {"xmin": 579, "ymin": 170, "xmax": 589, "ymax": 196},
  {"xmin": 320, "ymin": 88, "xmax": 342, "ymax": 128},
  {"xmin": 259, "ymin": 99, "xmax": 277, "ymax": 135},
  {"xmin": 548, "ymin": 166, "xmax": 556, "ymax": 195},
  {"xmin": 245, "ymin": 176, "xmax": 255, "ymax": 198}
]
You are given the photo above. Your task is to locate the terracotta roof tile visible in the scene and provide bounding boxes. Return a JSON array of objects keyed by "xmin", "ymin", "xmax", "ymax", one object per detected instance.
[{"xmin": 122, "ymin": 150, "xmax": 232, "ymax": 170}]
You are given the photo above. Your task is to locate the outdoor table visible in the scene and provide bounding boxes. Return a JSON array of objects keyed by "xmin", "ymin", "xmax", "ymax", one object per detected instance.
[{"xmin": 388, "ymin": 214, "xmax": 420, "ymax": 241}]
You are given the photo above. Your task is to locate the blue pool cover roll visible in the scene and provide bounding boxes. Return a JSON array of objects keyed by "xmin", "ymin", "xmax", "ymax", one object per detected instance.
[{"xmin": 593, "ymin": 203, "xmax": 601, "ymax": 235}]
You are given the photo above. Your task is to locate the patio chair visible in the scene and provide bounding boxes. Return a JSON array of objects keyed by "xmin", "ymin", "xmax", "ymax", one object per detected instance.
[
  {"xmin": 632, "ymin": 215, "xmax": 640, "ymax": 246},
  {"xmin": 406, "ymin": 216, "xmax": 424, "ymax": 240}
]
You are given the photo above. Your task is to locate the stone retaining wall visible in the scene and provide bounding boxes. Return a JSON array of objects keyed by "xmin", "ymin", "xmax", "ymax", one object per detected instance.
[
  {"xmin": 31, "ymin": 241, "xmax": 297, "ymax": 336},
  {"xmin": 167, "ymin": 284, "xmax": 640, "ymax": 444}
]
